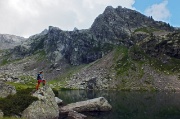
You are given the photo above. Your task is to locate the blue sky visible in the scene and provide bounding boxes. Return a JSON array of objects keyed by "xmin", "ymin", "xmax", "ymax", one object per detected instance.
[
  {"xmin": 0, "ymin": 0, "xmax": 179, "ymax": 37},
  {"xmin": 133, "ymin": 0, "xmax": 180, "ymax": 27}
]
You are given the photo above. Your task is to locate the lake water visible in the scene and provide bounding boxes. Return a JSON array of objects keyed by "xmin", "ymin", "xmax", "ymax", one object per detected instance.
[{"xmin": 58, "ymin": 90, "xmax": 180, "ymax": 119}]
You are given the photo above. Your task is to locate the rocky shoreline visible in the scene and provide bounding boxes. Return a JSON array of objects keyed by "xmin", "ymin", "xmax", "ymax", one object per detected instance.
[{"xmin": 0, "ymin": 84, "xmax": 112, "ymax": 119}]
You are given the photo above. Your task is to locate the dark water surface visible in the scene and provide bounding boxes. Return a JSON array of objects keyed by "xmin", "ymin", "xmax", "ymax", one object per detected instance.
[{"xmin": 58, "ymin": 90, "xmax": 180, "ymax": 119}]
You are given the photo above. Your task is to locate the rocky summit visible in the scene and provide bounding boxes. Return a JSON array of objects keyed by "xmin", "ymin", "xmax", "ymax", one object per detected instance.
[{"xmin": 0, "ymin": 6, "xmax": 179, "ymax": 91}]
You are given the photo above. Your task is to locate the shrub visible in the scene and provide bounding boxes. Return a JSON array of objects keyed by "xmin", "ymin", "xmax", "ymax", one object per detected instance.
[{"xmin": 0, "ymin": 88, "xmax": 38, "ymax": 116}]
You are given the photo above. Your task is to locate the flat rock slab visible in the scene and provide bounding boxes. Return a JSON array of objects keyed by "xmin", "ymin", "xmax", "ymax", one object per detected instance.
[{"xmin": 60, "ymin": 97, "xmax": 112, "ymax": 113}]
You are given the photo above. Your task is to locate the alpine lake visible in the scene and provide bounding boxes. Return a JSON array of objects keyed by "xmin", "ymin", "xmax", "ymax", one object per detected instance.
[{"xmin": 58, "ymin": 90, "xmax": 180, "ymax": 119}]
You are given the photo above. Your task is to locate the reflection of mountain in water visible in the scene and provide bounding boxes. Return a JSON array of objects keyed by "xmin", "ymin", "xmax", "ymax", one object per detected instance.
[{"xmin": 59, "ymin": 90, "xmax": 180, "ymax": 119}]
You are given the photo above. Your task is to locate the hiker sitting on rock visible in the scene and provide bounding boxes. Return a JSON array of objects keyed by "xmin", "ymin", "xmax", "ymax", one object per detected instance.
[{"xmin": 36, "ymin": 71, "xmax": 46, "ymax": 90}]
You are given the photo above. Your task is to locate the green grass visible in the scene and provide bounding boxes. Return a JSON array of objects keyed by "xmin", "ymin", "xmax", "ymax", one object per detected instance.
[
  {"xmin": 0, "ymin": 59, "xmax": 9, "ymax": 66},
  {"xmin": 6, "ymin": 75, "xmax": 37, "ymax": 90},
  {"xmin": 0, "ymin": 56, "xmax": 22, "ymax": 66},
  {"xmin": 6, "ymin": 82, "xmax": 35, "ymax": 90},
  {"xmin": 134, "ymin": 27, "xmax": 159, "ymax": 34},
  {"xmin": 0, "ymin": 88, "xmax": 38, "ymax": 116},
  {"xmin": 113, "ymin": 46, "xmax": 128, "ymax": 61},
  {"xmin": 147, "ymin": 56, "xmax": 180, "ymax": 74},
  {"xmin": 129, "ymin": 45, "xmax": 180, "ymax": 74},
  {"xmin": 114, "ymin": 46, "xmax": 135, "ymax": 75}
]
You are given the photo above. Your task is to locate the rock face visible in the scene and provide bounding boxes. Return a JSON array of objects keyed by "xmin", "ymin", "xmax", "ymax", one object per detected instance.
[
  {"xmin": 60, "ymin": 97, "xmax": 112, "ymax": 113},
  {"xmin": 0, "ymin": 34, "xmax": 26, "ymax": 50},
  {"xmin": 22, "ymin": 85, "xmax": 59, "ymax": 119},
  {"xmin": 141, "ymin": 31, "xmax": 180, "ymax": 59},
  {"xmin": 41, "ymin": 6, "xmax": 173, "ymax": 65},
  {"xmin": 0, "ymin": 82, "xmax": 16, "ymax": 98},
  {"xmin": 7, "ymin": 6, "xmax": 174, "ymax": 66}
]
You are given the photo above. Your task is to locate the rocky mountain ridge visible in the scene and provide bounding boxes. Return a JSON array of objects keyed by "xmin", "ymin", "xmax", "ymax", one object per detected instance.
[
  {"xmin": 0, "ymin": 6, "xmax": 179, "ymax": 90},
  {"xmin": 0, "ymin": 34, "xmax": 26, "ymax": 50},
  {"xmin": 7, "ymin": 6, "xmax": 174, "ymax": 64}
]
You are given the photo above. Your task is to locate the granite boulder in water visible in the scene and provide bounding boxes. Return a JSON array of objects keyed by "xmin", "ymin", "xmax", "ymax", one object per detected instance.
[{"xmin": 60, "ymin": 97, "xmax": 112, "ymax": 113}]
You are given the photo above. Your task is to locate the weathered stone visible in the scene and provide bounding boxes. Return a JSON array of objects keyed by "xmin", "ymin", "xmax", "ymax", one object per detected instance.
[
  {"xmin": 55, "ymin": 97, "xmax": 63, "ymax": 105},
  {"xmin": 0, "ymin": 82, "xmax": 16, "ymax": 98},
  {"xmin": 7, "ymin": 77, "xmax": 13, "ymax": 82},
  {"xmin": 22, "ymin": 85, "xmax": 59, "ymax": 119},
  {"xmin": 60, "ymin": 97, "xmax": 112, "ymax": 113}
]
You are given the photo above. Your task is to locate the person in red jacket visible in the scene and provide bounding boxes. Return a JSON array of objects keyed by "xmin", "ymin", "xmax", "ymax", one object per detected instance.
[{"xmin": 36, "ymin": 71, "xmax": 46, "ymax": 90}]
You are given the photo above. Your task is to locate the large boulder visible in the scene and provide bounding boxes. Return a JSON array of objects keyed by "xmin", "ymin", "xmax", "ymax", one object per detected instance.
[
  {"xmin": 22, "ymin": 85, "xmax": 59, "ymax": 119},
  {"xmin": 60, "ymin": 97, "xmax": 112, "ymax": 113},
  {"xmin": 0, "ymin": 82, "xmax": 16, "ymax": 98}
]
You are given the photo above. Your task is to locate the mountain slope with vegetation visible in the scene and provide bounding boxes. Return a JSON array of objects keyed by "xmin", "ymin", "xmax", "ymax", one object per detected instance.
[{"xmin": 0, "ymin": 6, "xmax": 179, "ymax": 91}]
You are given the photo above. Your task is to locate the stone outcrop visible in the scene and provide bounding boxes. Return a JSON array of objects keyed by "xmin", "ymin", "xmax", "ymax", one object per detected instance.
[
  {"xmin": 22, "ymin": 85, "xmax": 59, "ymax": 119},
  {"xmin": 60, "ymin": 97, "xmax": 112, "ymax": 113},
  {"xmin": 141, "ymin": 31, "xmax": 180, "ymax": 59},
  {"xmin": 0, "ymin": 82, "xmax": 16, "ymax": 98}
]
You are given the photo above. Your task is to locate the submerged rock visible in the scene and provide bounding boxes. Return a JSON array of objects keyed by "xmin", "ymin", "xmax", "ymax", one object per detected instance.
[
  {"xmin": 22, "ymin": 85, "xmax": 59, "ymax": 119},
  {"xmin": 0, "ymin": 82, "xmax": 16, "ymax": 98},
  {"xmin": 60, "ymin": 97, "xmax": 112, "ymax": 113},
  {"xmin": 68, "ymin": 111, "xmax": 87, "ymax": 119}
]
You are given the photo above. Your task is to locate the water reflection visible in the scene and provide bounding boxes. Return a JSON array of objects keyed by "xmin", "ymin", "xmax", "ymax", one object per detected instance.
[{"xmin": 58, "ymin": 90, "xmax": 180, "ymax": 119}]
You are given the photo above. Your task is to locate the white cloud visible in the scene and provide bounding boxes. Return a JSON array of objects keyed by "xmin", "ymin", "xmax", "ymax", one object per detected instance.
[
  {"xmin": 0, "ymin": 0, "xmax": 135, "ymax": 37},
  {"xmin": 145, "ymin": 0, "xmax": 170, "ymax": 22}
]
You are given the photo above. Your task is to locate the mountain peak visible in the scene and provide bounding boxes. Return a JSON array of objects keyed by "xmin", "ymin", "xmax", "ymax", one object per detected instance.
[
  {"xmin": 104, "ymin": 6, "xmax": 114, "ymax": 12},
  {"xmin": 49, "ymin": 26, "xmax": 61, "ymax": 31}
]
